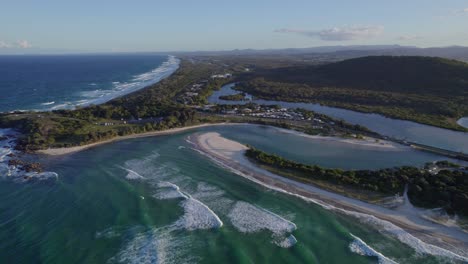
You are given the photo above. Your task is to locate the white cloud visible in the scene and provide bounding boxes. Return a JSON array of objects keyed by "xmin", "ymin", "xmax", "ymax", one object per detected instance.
[
  {"xmin": 0, "ymin": 40, "xmax": 12, "ymax": 48},
  {"xmin": 275, "ymin": 26, "xmax": 384, "ymax": 41},
  {"xmin": 0, "ymin": 40, "xmax": 32, "ymax": 49},
  {"xmin": 16, "ymin": 40, "xmax": 32, "ymax": 48},
  {"xmin": 397, "ymin": 35, "xmax": 423, "ymax": 41}
]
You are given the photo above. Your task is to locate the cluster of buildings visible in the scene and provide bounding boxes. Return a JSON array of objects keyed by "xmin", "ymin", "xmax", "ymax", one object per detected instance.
[
  {"xmin": 178, "ymin": 81, "xmax": 208, "ymax": 105},
  {"xmin": 210, "ymin": 73, "xmax": 232, "ymax": 79},
  {"xmin": 246, "ymin": 108, "xmax": 309, "ymax": 120},
  {"xmin": 222, "ymin": 106, "xmax": 314, "ymax": 120},
  {"xmin": 179, "ymin": 72, "xmax": 232, "ymax": 105},
  {"xmin": 215, "ymin": 105, "xmax": 337, "ymax": 130}
]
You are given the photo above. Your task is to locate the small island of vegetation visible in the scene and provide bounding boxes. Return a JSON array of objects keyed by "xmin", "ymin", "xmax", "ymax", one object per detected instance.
[
  {"xmin": 219, "ymin": 93, "xmax": 249, "ymax": 101},
  {"xmin": 245, "ymin": 147, "xmax": 468, "ymax": 215}
]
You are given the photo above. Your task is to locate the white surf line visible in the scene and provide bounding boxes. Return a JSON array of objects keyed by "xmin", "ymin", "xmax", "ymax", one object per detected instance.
[
  {"xmin": 228, "ymin": 201, "xmax": 297, "ymax": 248},
  {"xmin": 117, "ymin": 165, "xmax": 146, "ymax": 179},
  {"xmin": 0, "ymin": 128, "xmax": 58, "ymax": 182},
  {"xmin": 179, "ymin": 187, "xmax": 224, "ymax": 229},
  {"xmin": 179, "ymin": 196, "xmax": 224, "ymax": 230},
  {"xmin": 158, "ymin": 181, "xmax": 224, "ymax": 230},
  {"xmin": 157, "ymin": 181, "xmax": 190, "ymax": 199},
  {"xmin": 349, "ymin": 234, "xmax": 398, "ymax": 264},
  {"xmin": 191, "ymin": 135, "xmax": 468, "ymax": 262}
]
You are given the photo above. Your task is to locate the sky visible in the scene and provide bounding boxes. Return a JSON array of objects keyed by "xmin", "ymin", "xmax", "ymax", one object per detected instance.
[{"xmin": 1, "ymin": 0, "xmax": 468, "ymax": 54}]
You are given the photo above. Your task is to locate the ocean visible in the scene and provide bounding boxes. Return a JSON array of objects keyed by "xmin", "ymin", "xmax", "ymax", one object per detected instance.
[
  {"xmin": 1, "ymin": 125, "xmax": 466, "ymax": 263},
  {"xmin": 0, "ymin": 54, "xmax": 178, "ymax": 112}
]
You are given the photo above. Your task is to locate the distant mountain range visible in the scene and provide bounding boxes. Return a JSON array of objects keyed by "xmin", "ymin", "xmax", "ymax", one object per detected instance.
[
  {"xmin": 3, "ymin": 45, "xmax": 468, "ymax": 62},
  {"xmin": 178, "ymin": 45, "xmax": 468, "ymax": 62}
]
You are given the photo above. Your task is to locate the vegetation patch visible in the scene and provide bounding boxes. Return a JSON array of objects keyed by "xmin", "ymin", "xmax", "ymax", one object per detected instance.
[{"xmin": 245, "ymin": 147, "xmax": 468, "ymax": 215}]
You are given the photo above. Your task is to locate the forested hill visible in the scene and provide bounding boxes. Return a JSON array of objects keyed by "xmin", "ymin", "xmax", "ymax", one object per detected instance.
[
  {"xmin": 236, "ymin": 56, "xmax": 468, "ymax": 131},
  {"xmin": 259, "ymin": 56, "xmax": 468, "ymax": 97}
]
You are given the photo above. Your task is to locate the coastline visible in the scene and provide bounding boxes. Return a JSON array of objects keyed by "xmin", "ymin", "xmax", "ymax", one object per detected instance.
[
  {"xmin": 191, "ymin": 132, "xmax": 468, "ymax": 261},
  {"xmin": 36, "ymin": 123, "xmax": 405, "ymax": 156},
  {"xmin": 274, "ymin": 127, "xmax": 404, "ymax": 150},
  {"xmin": 36, "ymin": 123, "xmax": 238, "ymax": 156},
  {"xmin": 1, "ymin": 55, "xmax": 180, "ymax": 113}
]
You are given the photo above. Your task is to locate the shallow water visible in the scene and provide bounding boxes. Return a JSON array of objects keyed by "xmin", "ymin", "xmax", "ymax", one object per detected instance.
[
  {"xmin": 209, "ymin": 83, "xmax": 468, "ymax": 153},
  {"xmin": 0, "ymin": 125, "xmax": 462, "ymax": 263},
  {"xmin": 458, "ymin": 117, "xmax": 468, "ymax": 129}
]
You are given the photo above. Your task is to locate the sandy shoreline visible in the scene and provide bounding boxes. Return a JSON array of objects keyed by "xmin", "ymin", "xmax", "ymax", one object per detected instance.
[
  {"xmin": 192, "ymin": 132, "xmax": 468, "ymax": 261},
  {"xmin": 36, "ymin": 123, "xmax": 404, "ymax": 156},
  {"xmin": 274, "ymin": 127, "xmax": 404, "ymax": 150},
  {"xmin": 37, "ymin": 123, "xmax": 241, "ymax": 156}
]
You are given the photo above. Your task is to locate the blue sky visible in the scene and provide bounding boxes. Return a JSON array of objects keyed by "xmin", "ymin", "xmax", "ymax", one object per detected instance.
[{"xmin": 1, "ymin": 0, "xmax": 468, "ymax": 53}]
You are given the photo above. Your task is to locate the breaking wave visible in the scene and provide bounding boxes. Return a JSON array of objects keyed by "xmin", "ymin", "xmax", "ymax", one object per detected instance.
[
  {"xmin": 156, "ymin": 181, "xmax": 223, "ymax": 230},
  {"xmin": 175, "ymin": 196, "xmax": 224, "ymax": 230},
  {"xmin": 155, "ymin": 181, "xmax": 189, "ymax": 200},
  {"xmin": 46, "ymin": 55, "xmax": 179, "ymax": 111},
  {"xmin": 108, "ymin": 225, "xmax": 199, "ymax": 264},
  {"xmin": 120, "ymin": 151, "xmax": 299, "ymax": 250},
  {"xmin": 0, "ymin": 128, "xmax": 58, "ymax": 183},
  {"xmin": 194, "ymin": 144, "xmax": 468, "ymax": 261},
  {"xmin": 349, "ymin": 234, "xmax": 398, "ymax": 264},
  {"xmin": 118, "ymin": 165, "xmax": 146, "ymax": 180},
  {"xmin": 228, "ymin": 201, "xmax": 297, "ymax": 248}
]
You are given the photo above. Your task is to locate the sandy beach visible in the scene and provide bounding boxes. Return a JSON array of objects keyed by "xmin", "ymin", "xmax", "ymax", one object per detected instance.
[
  {"xmin": 274, "ymin": 127, "xmax": 404, "ymax": 150},
  {"xmin": 37, "ymin": 123, "xmax": 240, "ymax": 156},
  {"xmin": 192, "ymin": 132, "xmax": 468, "ymax": 261}
]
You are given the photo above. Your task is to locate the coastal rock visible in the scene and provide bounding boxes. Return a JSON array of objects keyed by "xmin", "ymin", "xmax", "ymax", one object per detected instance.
[
  {"xmin": 23, "ymin": 162, "xmax": 44, "ymax": 173},
  {"xmin": 7, "ymin": 159, "xmax": 43, "ymax": 173},
  {"xmin": 8, "ymin": 159, "xmax": 25, "ymax": 167}
]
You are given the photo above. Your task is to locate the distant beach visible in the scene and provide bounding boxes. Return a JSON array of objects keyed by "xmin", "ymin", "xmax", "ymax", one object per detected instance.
[{"xmin": 273, "ymin": 127, "xmax": 405, "ymax": 150}]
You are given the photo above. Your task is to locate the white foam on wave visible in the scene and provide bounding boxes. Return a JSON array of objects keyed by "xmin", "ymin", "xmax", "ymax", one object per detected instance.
[
  {"xmin": 342, "ymin": 209, "xmax": 468, "ymax": 262},
  {"xmin": 191, "ymin": 181, "xmax": 225, "ymax": 199},
  {"xmin": 109, "ymin": 225, "xmax": 199, "ymax": 264},
  {"xmin": 123, "ymin": 153, "xmax": 225, "ymax": 232},
  {"xmin": 123, "ymin": 151, "xmax": 162, "ymax": 177},
  {"xmin": 196, "ymin": 147, "xmax": 468, "ymax": 261},
  {"xmin": 228, "ymin": 201, "xmax": 297, "ymax": 248},
  {"xmin": 78, "ymin": 55, "xmax": 180, "ymax": 107},
  {"xmin": 50, "ymin": 102, "xmax": 74, "ymax": 110},
  {"xmin": 0, "ymin": 128, "xmax": 58, "ymax": 182},
  {"xmin": 96, "ymin": 227, "xmax": 123, "ymax": 239},
  {"xmin": 33, "ymin": 55, "xmax": 180, "ymax": 111},
  {"xmin": 349, "ymin": 234, "xmax": 398, "ymax": 264},
  {"xmin": 274, "ymin": 234, "xmax": 298, "ymax": 248},
  {"xmin": 175, "ymin": 196, "xmax": 224, "ymax": 230},
  {"xmin": 155, "ymin": 181, "xmax": 223, "ymax": 230},
  {"xmin": 118, "ymin": 165, "xmax": 145, "ymax": 180},
  {"xmin": 155, "ymin": 181, "xmax": 189, "ymax": 200}
]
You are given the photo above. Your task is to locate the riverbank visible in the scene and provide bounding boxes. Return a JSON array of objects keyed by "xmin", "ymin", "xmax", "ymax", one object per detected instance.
[
  {"xmin": 192, "ymin": 132, "xmax": 468, "ymax": 261},
  {"xmin": 36, "ymin": 123, "xmax": 240, "ymax": 156},
  {"xmin": 37, "ymin": 123, "xmax": 406, "ymax": 156},
  {"xmin": 274, "ymin": 127, "xmax": 403, "ymax": 150},
  {"xmin": 209, "ymin": 83, "xmax": 468, "ymax": 153}
]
